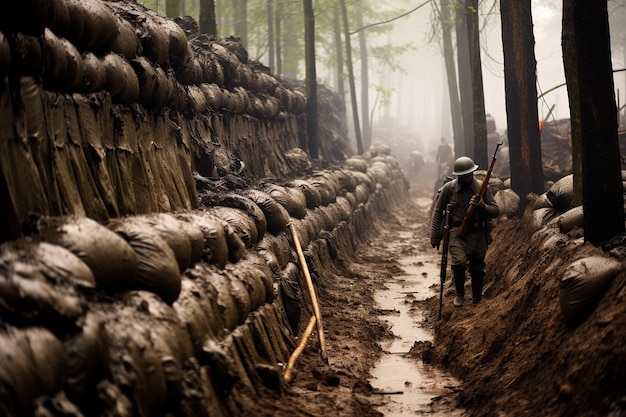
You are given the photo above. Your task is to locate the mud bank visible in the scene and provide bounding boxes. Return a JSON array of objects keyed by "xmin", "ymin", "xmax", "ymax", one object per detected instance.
[{"xmin": 425, "ymin": 214, "xmax": 626, "ymax": 417}]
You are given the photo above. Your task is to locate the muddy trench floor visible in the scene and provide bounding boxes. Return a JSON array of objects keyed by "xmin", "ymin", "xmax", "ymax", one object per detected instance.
[{"xmin": 235, "ymin": 176, "xmax": 455, "ymax": 417}]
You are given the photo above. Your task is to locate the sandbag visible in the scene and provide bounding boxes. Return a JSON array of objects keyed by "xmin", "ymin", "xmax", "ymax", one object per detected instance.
[
  {"xmin": 123, "ymin": 213, "xmax": 193, "ymax": 272},
  {"xmin": 0, "ymin": 239, "xmax": 93, "ymax": 330},
  {"xmin": 289, "ymin": 179, "xmax": 322, "ymax": 209},
  {"xmin": 63, "ymin": 312, "xmax": 111, "ymax": 401},
  {"xmin": 238, "ymin": 188, "xmax": 290, "ymax": 236},
  {"xmin": 201, "ymin": 192, "xmax": 267, "ymax": 240},
  {"xmin": 557, "ymin": 205, "xmax": 584, "ymax": 233},
  {"xmin": 532, "ymin": 207, "xmax": 559, "ymax": 230},
  {"xmin": 0, "ymin": 326, "xmax": 68, "ymax": 417},
  {"xmin": 35, "ymin": 216, "xmax": 138, "ymax": 291},
  {"xmin": 176, "ymin": 212, "xmax": 229, "ymax": 268},
  {"xmin": 546, "ymin": 174, "xmax": 574, "ymax": 212},
  {"xmin": 560, "ymin": 256, "xmax": 622, "ymax": 326},
  {"xmin": 494, "ymin": 188, "xmax": 520, "ymax": 218},
  {"xmin": 108, "ymin": 218, "xmax": 182, "ymax": 304},
  {"xmin": 207, "ymin": 206, "xmax": 259, "ymax": 248},
  {"xmin": 264, "ymin": 183, "xmax": 306, "ymax": 219}
]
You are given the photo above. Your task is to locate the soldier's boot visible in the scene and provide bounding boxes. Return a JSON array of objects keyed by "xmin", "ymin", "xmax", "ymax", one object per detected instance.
[
  {"xmin": 470, "ymin": 270, "xmax": 485, "ymax": 304},
  {"xmin": 452, "ymin": 266, "xmax": 466, "ymax": 307}
]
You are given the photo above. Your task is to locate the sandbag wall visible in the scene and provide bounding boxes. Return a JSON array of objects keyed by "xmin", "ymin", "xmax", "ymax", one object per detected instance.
[
  {"xmin": 0, "ymin": 148, "xmax": 410, "ymax": 416},
  {"xmin": 0, "ymin": 0, "xmax": 349, "ymax": 243}
]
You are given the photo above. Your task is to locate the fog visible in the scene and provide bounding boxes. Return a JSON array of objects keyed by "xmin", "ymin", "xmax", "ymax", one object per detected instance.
[{"xmin": 366, "ymin": 1, "xmax": 570, "ymax": 158}]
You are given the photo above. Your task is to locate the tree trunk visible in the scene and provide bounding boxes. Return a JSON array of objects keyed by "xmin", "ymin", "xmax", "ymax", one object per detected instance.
[
  {"xmin": 456, "ymin": 3, "xmax": 472, "ymax": 158},
  {"xmin": 166, "ymin": 0, "xmax": 180, "ymax": 17},
  {"xmin": 441, "ymin": 0, "xmax": 463, "ymax": 159},
  {"xmin": 340, "ymin": 0, "xmax": 363, "ymax": 154},
  {"xmin": 466, "ymin": 0, "xmax": 488, "ymax": 168},
  {"xmin": 500, "ymin": 0, "xmax": 544, "ymax": 214},
  {"xmin": 232, "ymin": 0, "xmax": 248, "ymax": 47},
  {"xmin": 356, "ymin": 3, "xmax": 370, "ymax": 150},
  {"xmin": 303, "ymin": 0, "xmax": 319, "ymax": 158},
  {"xmin": 200, "ymin": 0, "xmax": 217, "ymax": 35},
  {"xmin": 267, "ymin": 0, "xmax": 275, "ymax": 70},
  {"xmin": 282, "ymin": 2, "xmax": 299, "ymax": 79},
  {"xmin": 275, "ymin": 0, "xmax": 282, "ymax": 74},
  {"xmin": 333, "ymin": 6, "xmax": 345, "ymax": 108},
  {"xmin": 562, "ymin": 0, "xmax": 624, "ymax": 245}
]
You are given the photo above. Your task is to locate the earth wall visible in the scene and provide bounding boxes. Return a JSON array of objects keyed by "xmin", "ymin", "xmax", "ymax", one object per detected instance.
[{"xmin": 0, "ymin": 1, "xmax": 409, "ymax": 416}]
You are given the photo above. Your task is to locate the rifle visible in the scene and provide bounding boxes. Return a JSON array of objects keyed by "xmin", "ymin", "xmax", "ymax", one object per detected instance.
[
  {"xmin": 438, "ymin": 203, "xmax": 452, "ymax": 319},
  {"xmin": 457, "ymin": 142, "xmax": 503, "ymax": 239}
]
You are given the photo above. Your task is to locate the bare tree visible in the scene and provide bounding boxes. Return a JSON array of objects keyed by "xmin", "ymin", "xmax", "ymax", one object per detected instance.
[
  {"xmin": 456, "ymin": 3, "xmax": 472, "ymax": 158},
  {"xmin": 340, "ymin": 0, "xmax": 363, "ymax": 154},
  {"xmin": 200, "ymin": 0, "xmax": 217, "ymax": 35},
  {"xmin": 356, "ymin": 2, "xmax": 371, "ymax": 150},
  {"xmin": 303, "ymin": 0, "xmax": 319, "ymax": 158},
  {"xmin": 466, "ymin": 0, "xmax": 488, "ymax": 168},
  {"xmin": 500, "ymin": 0, "xmax": 544, "ymax": 214},
  {"xmin": 562, "ymin": 0, "xmax": 624, "ymax": 244},
  {"xmin": 439, "ymin": 0, "xmax": 463, "ymax": 159}
]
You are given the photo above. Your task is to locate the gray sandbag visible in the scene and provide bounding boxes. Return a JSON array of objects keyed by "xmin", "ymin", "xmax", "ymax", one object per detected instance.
[
  {"xmin": 546, "ymin": 174, "xmax": 574, "ymax": 212},
  {"xmin": 351, "ymin": 170, "xmax": 376, "ymax": 192},
  {"xmin": 560, "ymin": 256, "xmax": 623, "ymax": 326},
  {"xmin": 334, "ymin": 168, "xmax": 358, "ymax": 192},
  {"xmin": 239, "ymin": 188, "xmax": 290, "ymax": 236},
  {"xmin": 344, "ymin": 157, "xmax": 368, "ymax": 173},
  {"xmin": 63, "ymin": 312, "xmax": 111, "ymax": 402},
  {"xmin": 557, "ymin": 205, "xmax": 584, "ymax": 233},
  {"xmin": 35, "ymin": 216, "xmax": 138, "ymax": 291},
  {"xmin": 494, "ymin": 188, "xmax": 520, "ymax": 218},
  {"xmin": 0, "ymin": 326, "xmax": 68, "ymax": 417},
  {"xmin": 108, "ymin": 218, "xmax": 182, "ymax": 304},
  {"xmin": 532, "ymin": 207, "xmax": 559, "ymax": 230}
]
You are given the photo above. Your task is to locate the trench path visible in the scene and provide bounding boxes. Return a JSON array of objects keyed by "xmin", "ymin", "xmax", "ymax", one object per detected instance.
[{"xmin": 368, "ymin": 196, "xmax": 465, "ymax": 416}]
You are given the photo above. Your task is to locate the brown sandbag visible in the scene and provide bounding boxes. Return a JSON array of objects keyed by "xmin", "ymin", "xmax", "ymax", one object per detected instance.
[
  {"xmin": 63, "ymin": 312, "xmax": 111, "ymax": 402},
  {"xmin": 35, "ymin": 215, "xmax": 139, "ymax": 291},
  {"xmin": 108, "ymin": 218, "xmax": 182, "ymax": 304},
  {"xmin": 176, "ymin": 212, "xmax": 229, "ymax": 268},
  {"xmin": 239, "ymin": 188, "xmax": 289, "ymax": 236},
  {"xmin": 0, "ymin": 326, "xmax": 68, "ymax": 417},
  {"xmin": 560, "ymin": 256, "xmax": 622, "ymax": 327},
  {"xmin": 120, "ymin": 213, "xmax": 193, "ymax": 273},
  {"xmin": 81, "ymin": 52, "xmax": 107, "ymax": 92},
  {"xmin": 264, "ymin": 183, "xmax": 306, "ymax": 219},
  {"xmin": 102, "ymin": 52, "xmax": 140, "ymax": 105},
  {"xmin": 207, "ymin": 206, "xmax": 259, "ymax": 248},
  {"xmin": 494, "ymin": 188, "xmax": 520, "ymax": 218},
  {"xmin": 201, "ymin": 191, "xmax": 267, "ymax": 240}
]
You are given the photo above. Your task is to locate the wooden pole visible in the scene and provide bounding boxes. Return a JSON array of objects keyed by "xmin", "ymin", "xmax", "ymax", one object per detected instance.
[
  {"xmin": 289, "ymin": 222, "xmax": 328, "ymax": 363},
  {"xmin": 283, "ymin": 315, "xmax": 316, "ymax": 383}
]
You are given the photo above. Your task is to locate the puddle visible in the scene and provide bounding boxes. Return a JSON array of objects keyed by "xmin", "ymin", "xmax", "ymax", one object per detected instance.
[{"xmin": 369, "ymin": 254, "xmax": 465, "ymax": 416}]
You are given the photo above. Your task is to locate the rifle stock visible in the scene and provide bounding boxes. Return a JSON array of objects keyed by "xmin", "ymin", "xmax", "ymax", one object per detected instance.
[
  {"xmin": 438, "ymin": 203, "xmax": 452, "ymax": 319},
  {"xmin": 457, "ymin": 142, "xmax": 503, "ymax": 239}
]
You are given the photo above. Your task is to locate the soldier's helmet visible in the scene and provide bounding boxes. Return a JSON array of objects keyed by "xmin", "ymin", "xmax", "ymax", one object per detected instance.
[{"xmin": 452, "ymin": 156, "xmax": 479, "ymax": 176}]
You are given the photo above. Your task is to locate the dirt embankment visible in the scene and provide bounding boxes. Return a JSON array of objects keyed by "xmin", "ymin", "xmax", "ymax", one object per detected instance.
[{"xmin": 424, "ymin": 212, "xmax": 626, "ymax": 416}]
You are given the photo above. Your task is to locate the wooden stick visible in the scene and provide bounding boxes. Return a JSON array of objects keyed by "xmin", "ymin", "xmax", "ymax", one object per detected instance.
[
  {"xmin": 283, "ymin": 315, "xmax": 316, "ymax": 383},
  {"xmin": 289, "ymin": 222, "xmax": 328, "ymax": 363}
]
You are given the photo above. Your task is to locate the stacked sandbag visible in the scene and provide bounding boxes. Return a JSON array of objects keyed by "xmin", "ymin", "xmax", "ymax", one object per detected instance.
[{"xmin": 560, "ymin": 256, "xmax": 623, "ymax": 327}]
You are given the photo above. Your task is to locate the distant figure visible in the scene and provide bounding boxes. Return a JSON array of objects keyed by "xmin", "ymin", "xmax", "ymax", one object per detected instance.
[
  {"xmin": 407, "ymin": 150, "xmax": 424, "ymax": 181},
  {"xmin": 435, "ymin": 137, "xmax": 453, "ymax": 175}
]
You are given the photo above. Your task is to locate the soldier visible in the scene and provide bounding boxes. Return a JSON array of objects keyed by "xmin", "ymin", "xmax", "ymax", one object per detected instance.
[{"xmin": 430, "ymin": 156, "xmax": 499, "ymax": 306}]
